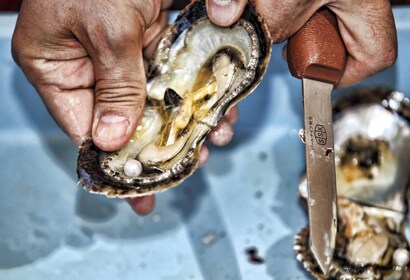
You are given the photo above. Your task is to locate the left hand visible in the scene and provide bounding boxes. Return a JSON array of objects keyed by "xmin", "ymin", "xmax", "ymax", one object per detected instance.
[{"xmin": 12, "ymin": 0, "xmax": 237, "ymax": 216}]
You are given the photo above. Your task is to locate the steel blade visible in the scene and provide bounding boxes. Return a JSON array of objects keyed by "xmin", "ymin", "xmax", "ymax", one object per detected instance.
[{"xmin": 302, "ymin": 78, "xmax": 337, "ymax": 275}]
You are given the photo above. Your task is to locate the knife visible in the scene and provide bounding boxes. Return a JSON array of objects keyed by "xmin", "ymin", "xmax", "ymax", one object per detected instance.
[{"xmin": 287, "ymin": 9, "xmax": 347, "ymax": 274}]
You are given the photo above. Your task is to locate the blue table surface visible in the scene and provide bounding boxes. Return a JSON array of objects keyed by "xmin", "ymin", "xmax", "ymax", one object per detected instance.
[{"xmin": 1, "ymin": 8, "xmax": 410, "ymax": 280}]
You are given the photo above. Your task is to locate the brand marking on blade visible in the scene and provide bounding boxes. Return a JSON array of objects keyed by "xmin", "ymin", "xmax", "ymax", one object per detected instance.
[
  {"xmin": 314, "ymin": 124, "xmax": 327, "ymax": 145},
  {"xmin": 308, "ymin": 116, "xmax": 315, "ymax": 150}
]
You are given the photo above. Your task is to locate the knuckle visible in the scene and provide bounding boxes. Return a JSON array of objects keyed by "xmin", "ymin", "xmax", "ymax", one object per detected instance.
[
  {"xmin": 95, "ymin": 79, "xmax": 146, "ymax": 108},
  {"xmin": 379, "ymin": 54, "xmax": 396, "ymax": 72},
  {"xmin": 365, "ymin": 41, "xmax": 397, "ymax": 74},
  {"xmin": 104, "ymin": 25, "xmax": 139, "ymax": 48},
  {"xmin": 382, "ymin": 45, "xmax": 398, "ymax": 68},
  {"xmin": 262, "ymin": 15, "xmax": 289, "ymax": 43},
  {"xmin": 82, "ymin": 9, "xmax": 141, "ymax": 59},
  {"xmin": 84, "ymin": 0, "xmax": 161, "ymax": 50},
  {"xmin": 87, "ymin": 21, "xmax": 138, "ymax": 55},
  {"xmin": 134, "ymin": 0, "xmax": 161, "ymax": 26},
  {"xmin": 269, "ymin": 29, "xmax": 288, "ymax": 44}
]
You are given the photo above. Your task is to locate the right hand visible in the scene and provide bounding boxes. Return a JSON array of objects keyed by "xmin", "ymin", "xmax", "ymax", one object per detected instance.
[{"xmin": 205, "ymin": 0, "xmax": 397, "ymax": 88}]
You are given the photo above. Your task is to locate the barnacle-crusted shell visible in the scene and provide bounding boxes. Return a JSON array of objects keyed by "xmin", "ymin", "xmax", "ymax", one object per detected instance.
[
  {"xmin": 77, "ymin": 0, "xmax": 271, "ymax": 198},
  {"xmin": 295, "ymin": 88, "xmax": 410, "ymax": 279}
]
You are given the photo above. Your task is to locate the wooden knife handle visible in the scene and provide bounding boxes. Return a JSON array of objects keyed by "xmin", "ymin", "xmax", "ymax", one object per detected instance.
[{"xmin": 287, "ymin": 9, "xmax": 347, "ymax": 84}]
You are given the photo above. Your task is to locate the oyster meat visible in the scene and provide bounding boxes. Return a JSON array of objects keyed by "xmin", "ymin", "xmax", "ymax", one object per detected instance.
[
  {"xmin": 295, "ymin": 88, "xmax": 410, "ymax": 279},
  {"xmin": 77, "ymin": 0, "xmax": 271, "ymax": 198}
]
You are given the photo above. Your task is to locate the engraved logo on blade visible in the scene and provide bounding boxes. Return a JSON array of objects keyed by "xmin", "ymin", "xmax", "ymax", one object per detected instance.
[{"xmin": 314, "ymin": 125, "xmax": 327, "ymax": 145}]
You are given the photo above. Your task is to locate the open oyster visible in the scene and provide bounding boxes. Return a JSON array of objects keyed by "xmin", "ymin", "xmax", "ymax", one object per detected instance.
[
  {"xmin": 295, "ymin": 88, "xmax": 410, "ymax": 279},
  {"xmin": 77, "ymin": 0, "xmax": 271, "ymax": 198}
]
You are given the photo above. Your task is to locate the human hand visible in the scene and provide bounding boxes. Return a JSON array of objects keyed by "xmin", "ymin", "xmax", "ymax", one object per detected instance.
[
  {"xmin": 205, "ymin": 0, "xmax": 397, "ymax": 88},
  {"xmin": 12, "ymin": 0, "xmax": 237, "ymax": 215}
]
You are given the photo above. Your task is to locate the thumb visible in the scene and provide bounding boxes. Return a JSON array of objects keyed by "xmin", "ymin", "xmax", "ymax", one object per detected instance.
[
  {"xmin": 89, "ymin": 28, "xmax": 147, "ymax": 152},
  {"xmin": 206, "ymin": 0, "xmax": 247, "ymax": 27}
]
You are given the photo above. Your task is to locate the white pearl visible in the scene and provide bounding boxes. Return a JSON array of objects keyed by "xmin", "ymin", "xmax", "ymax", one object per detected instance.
[
  {"xmin": 393, "ymin": 248, "xmax": 410, "ymax": 267},
  {"xmin": 123, "ymin": 159, "xmax": 142, "ymax": 177}
]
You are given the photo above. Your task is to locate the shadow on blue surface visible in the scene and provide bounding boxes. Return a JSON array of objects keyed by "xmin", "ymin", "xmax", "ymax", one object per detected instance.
[
  {"xmin": 171, "ymin": 171, "xmax": 242, "ymax": 280},
  {"xmin": 266, "ymin": 235, "xmax": 311, "ymax": 279}
]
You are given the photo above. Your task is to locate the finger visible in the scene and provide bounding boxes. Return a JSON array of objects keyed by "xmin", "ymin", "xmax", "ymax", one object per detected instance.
[
  {"xmin": 143, "ymin": 59, "xmax": 149, "ymax": 73},
  {"xmin": 225, "ymin": 105, "xmax": 238, "ymax": 125},
  {"xmin": 208, "ymin": 119, "xmax": 234, "ymax": 146},
  {"xmin": 161, "ymin": 0, "xmax": 174, "ymax": 10},
  {"xmin": 91, "ymin": 51, "xmax": 146, "ymax": 152},
  {"xmin": 142, "ymin": 11, "xmax": 168, "ymax": 50},
  {"xmin": 143, "ymin": 11, "xmax": 169, "ymax": 60},
  {"xmin": 206, "ymin": 0, "xmax": 247, "ymax": 27},
  {"xmin": 199, "ymin": 145, "xmax": 210, "ymax": 167},
  {"xmin": 39, "ymin": 59, "xmax": 95, "ymax": 146},
  {"xmin": 12, "ymin": 1, "xmax": 98, "ymax": 146},
  {"xmin": 126, "ymin": 195, "xmax": 155, "ymax": 215},
  {"xmin": 77, "ymin": 15, "xmax": 149, "ymax": 152},
  {"xmin": 13, "ymin": 52, "xmax": 95, "ymax": 145},
  {"xmin": 39, "ymin": 87, "xmax": 94, "ymax": 146},
  {"xmin": 328, "ymin": 2, "xmax": 397, "ymax": 88}
]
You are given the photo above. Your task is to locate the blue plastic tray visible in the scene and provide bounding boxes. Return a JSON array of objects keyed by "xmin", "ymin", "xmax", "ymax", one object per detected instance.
[{"xmin": 1, "ymin": 8, "xmax": 410, "ymax": 280}]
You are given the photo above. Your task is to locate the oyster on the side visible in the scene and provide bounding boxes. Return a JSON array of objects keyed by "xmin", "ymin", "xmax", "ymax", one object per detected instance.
[
  {"xmin": 77, "ymin": 0, "xmax": 271, "ymax": 198},
  {"xmin": 295, "ymin": 88, "xmax": 410, "ymax": 279}
]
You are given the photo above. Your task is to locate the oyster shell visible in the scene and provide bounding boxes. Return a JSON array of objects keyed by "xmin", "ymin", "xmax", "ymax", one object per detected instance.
[
  {"xmin": 295, "ymin": 88, "xmax": 410, "ymax": 279},
  {"xmin": 77, "ymin": 0, "xmax": 271, "ymax": 198}
]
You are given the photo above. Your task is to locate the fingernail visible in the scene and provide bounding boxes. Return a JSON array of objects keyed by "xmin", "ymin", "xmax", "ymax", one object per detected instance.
[
  {"xmin": 207, "ymin": 0, "xmax": 238, "ymax": 26},
  {"xmin": 213, "ymin": 0, "xmax": 233, "ymax": 6},
  {"xmin": 95, "ymin": 114, "xmax": 129, "ymax": 144}
]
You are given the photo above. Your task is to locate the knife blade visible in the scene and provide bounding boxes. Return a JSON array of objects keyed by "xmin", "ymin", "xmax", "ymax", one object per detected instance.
[{"xmin": 287, "ymin": 9, "xmax": 347, "ymax": 274}]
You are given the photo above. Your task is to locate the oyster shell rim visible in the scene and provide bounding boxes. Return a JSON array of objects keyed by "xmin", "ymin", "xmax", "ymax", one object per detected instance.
[
  {"xmin": 294, "ymin": 226, "xmax": 410, "ymax": 280},
  {"xmin": 76, "ymin": 0, "xmax": 272, "ymax": 198}
]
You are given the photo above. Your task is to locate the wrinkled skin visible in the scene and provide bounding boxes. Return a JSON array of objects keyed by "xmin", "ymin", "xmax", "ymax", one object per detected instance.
[
  {"xmin": 206, "ymin": 0, "xmax": 397, "ymax": 88},
  {"xmin": 12, "ymin": 0, "xmax": 396, "ymax": 215}
]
